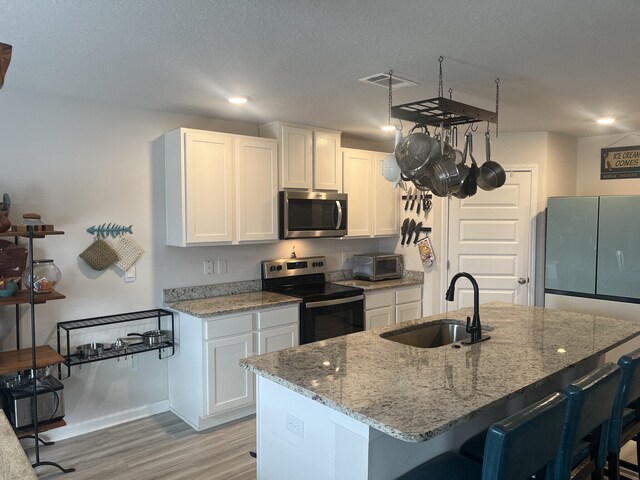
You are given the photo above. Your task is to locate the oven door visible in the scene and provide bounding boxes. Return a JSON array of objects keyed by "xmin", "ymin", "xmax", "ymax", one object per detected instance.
[{"xmin": 300, "ymin": 295, "xmax": 364, "ymax": 344}]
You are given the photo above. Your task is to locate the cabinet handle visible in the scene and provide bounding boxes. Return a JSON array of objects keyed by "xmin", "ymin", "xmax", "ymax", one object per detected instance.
[{"xmin": 335, "ymin": 201, "xmax": 343, "ymax": 230}]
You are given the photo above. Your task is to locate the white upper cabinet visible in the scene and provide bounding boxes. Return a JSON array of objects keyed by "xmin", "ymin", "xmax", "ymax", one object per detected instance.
[
  {"xmin": 260, "ymin": 122, "xmax": 341, "ymax": 191},
  {"xmin": 235, "ymin": 136, "xmax": 278, "ymax": 242},
  {"xmin": 313, "ymin": 130, "xmax": 342, "ymax": 191},
  {"xmin": 343, "ymin": 149, "xmax": 373, "ymax": 237},
  {"xmin": 342, "ymin": 148, "xmax": 400, "ymax": 238},
  {"xmin": 164, "ymin": 128, "xmax": 278, "ymax": 246}
]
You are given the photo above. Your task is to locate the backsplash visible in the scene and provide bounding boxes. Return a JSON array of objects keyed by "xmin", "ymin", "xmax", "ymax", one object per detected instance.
[{"xmin": 163, "ymin": 269, "xmax": 423, "ymax": 303}]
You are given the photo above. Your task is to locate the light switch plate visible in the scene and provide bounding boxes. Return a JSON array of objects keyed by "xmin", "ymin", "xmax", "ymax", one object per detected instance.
[{"xmin": 124, "ymin": 265, "xmax": 136, "ymax": 283}]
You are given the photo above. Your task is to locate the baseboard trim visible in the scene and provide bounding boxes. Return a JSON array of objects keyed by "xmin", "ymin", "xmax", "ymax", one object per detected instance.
[{"xmin": 41, "ymin": 400, "xmax": 170, "ymax": 442}]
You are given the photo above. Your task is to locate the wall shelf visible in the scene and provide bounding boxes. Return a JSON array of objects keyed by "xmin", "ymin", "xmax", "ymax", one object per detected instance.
[
  {"xmin": 0, "ymin": 289, "xmax": 65, "ymax": 307},
  {"xmin": 0, "ymin": 346, "xmax": 65, "ymax": 376},
  {"xmin": 57, "ymin": 308, "xmax": 175, "ymax": 378}
]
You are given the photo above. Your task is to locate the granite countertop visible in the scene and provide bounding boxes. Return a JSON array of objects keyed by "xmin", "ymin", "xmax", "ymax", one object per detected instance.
[
  {"xmin": 0, "ymin": 412, "xmax": 37, "ymax": 480},
  {"xmin": 241, "ymin": 302, "xmax": 640, "ymax": 443},
  {"xmin": 167, "ymin": 291, "xmax": 301, "ymax": 317},
  {"xmin": 333, "ymin": 276, "xmax": 423, "ymax": 291}
]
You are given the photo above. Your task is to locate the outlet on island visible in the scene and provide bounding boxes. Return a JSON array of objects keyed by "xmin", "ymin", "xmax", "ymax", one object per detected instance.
[{"xmin": 286, "ymin": 413, "xmax": 304, "ymax": 438}]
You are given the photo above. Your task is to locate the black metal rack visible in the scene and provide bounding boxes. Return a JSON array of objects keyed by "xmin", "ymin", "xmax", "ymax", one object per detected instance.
[
  {"xmin": 56, "ymin": 308, "xmax": 175, "ymax": 378},
  {"xmin": 391, "ymin": 96, "xmax": 498, "ymax": 127}
]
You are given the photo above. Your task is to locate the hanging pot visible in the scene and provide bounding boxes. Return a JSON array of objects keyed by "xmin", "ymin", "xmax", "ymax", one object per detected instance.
[
  {"xmin": 453, "ymin": 134, "xmax": 473, "ymax": 199},
  {"xmin": 395, "ymin": 125, "xmax": 438, "ymax": 180},
  {"xmin": 476, "ymin": 132, "xmax": 506, "ymax": 191},
  {"xmin": 127, "ymin": 330, "xmax": 170, "ymax": 347}
]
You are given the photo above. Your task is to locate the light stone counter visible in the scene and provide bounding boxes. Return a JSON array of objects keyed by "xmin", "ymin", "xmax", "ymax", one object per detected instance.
[
  {"xmin": 166, "ymin": 291, "xmax": 301, "ymax": 318},
  {"xmin": 0, "ymin": 411, "xmax": 37, "ymax": 480},
  {"xmin": 333, "ymin": 276, "xmax": 423, "ymax": 292},
  {"xmin": 242, "ymin": 302, "xmax": 640, "ymax": 443}
]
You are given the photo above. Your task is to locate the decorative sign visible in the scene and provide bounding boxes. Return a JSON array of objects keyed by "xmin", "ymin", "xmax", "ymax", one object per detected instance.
[{"xmin": 601, "ymin": 145, "xmax": 640, "ymax": 179}]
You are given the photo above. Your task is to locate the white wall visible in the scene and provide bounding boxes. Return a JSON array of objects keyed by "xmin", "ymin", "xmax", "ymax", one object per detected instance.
[
  {"xmin": 576, "ymin": 130, "xmax": 640, "ymax": 195},
  {"xmin": 0, "ymin": 90, "xmax": 382, "ymax": 439}
]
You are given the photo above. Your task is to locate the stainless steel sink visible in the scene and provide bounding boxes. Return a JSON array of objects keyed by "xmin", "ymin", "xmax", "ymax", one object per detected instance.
[{"xmin": 380, "ymin": 320, "xmax": 471, "ymax": 348}]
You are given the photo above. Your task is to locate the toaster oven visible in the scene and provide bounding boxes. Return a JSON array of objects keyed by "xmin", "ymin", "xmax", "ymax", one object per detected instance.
[{"xmin": 352, "ymin": 254, "xmax": 403, "ymax": 281}]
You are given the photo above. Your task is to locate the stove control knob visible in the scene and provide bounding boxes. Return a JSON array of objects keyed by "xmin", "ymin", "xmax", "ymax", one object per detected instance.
[
  {"xmin": 318, "ymin": 261, "xmax": 324, "ymax": 267},
  {"xmin": 312, "ymin": 262, "xmax": 317, "ymax": 267},
  {"xmin": 276, "ymin": 265, "xmax": 282, "ymax": 271},
  {"xmin": 269, "ymin": 266, "xmax": 276, "ymax": 272}
]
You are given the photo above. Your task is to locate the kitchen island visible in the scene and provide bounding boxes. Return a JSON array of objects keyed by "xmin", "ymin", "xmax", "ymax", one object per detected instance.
[{"xmin": 241, "ymin": 302, "xmax": 640, "ymax": 480}]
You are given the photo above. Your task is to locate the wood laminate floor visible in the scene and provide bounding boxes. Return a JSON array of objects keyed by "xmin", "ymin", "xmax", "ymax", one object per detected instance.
[
  {"xmin": 21, "ymin": 411, "xmax": 640, "ymax": 479},
  {"xmin": 24, "ymin": 412, "xmax": 257, "ymax": 480}
]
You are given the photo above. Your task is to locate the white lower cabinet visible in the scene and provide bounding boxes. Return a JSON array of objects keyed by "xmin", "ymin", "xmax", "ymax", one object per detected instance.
[
  {"xmin": 169, "ymin": 304, "xmax": 299, "ymax": 431},
  {"xmin": 364, "ymin": 286, "xmax": 423, "ymax": 329},
  {"xmin": 205, "ymin": 333, "xmax": 254, "ymax": 415}
]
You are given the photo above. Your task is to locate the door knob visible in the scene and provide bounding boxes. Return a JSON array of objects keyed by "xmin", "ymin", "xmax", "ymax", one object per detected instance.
[{"xmin": 518, "ymin": 277, "xmax": 527, "ymax": 285}]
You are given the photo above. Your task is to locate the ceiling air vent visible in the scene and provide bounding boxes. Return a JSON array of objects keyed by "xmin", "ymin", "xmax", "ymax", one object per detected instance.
[{"xmin": 359, "ymin": 72, "xmax": 419, "ymax": 90}]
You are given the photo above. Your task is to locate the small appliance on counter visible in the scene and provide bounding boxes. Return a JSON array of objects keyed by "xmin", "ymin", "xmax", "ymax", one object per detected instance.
[
  {"xmin": 352, "ymin": 253, "xmax": 403, "ymax": 281},
  {"xmin": 0, "ymin": 374, "xmax": 65, "ymax": 429}
]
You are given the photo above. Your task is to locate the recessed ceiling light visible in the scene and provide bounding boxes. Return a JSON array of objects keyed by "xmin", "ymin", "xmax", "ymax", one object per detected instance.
[
  {"xmin": 596, "ymin": 117, "xmax": 616, "ymax": 125},
  {"xmin": 228, "ymin": 96, "xmax": 249, "ymax": 105},
  {"xmin": 380, "ymin": 125, "xmax": 396, "ymax": 132}
]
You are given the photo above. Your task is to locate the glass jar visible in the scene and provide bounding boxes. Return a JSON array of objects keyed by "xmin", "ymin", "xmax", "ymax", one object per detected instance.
[{"xmin": 22, "ymin": 259, "xmax": 61, "ymax": 293}]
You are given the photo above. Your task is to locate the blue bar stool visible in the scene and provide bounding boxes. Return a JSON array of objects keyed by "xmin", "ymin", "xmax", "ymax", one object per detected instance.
[
  {"xmin": 553, "ymin": 362, "xmax": 620, "ymax": 480},
  {"xmin": 397, "ymin": 391, "xmax": 567, "ymax": 480},
  {"xmin": 607, "ymin": 348, "xmax": 640, "ymax": 480}
]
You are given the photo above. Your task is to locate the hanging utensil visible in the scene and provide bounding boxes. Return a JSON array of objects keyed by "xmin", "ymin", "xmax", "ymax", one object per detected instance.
[
  {"xmin": 476, "ymin": 131, "xmax": 506, "ymax": 191},
  {"xmin": 416, "ymin": 192, "xmax": 422, "ymax": 215},
  {"xmin": 400, "ymin": 218, "xmax": 410, "ymax": 245},
  {"xmin": 406, "ymin": 219, "xmax": 416, "ymax": 245},
  {"xmin": 413, "ymin": 221, "xmax": 423, "ymax": 244},
  {"xmin": 404, "ymin": 187, "xmax": 414, "ymax": 211},
  {"xmin": 409, "ymin": 190, "xmax": 418, "ymax": 211}
]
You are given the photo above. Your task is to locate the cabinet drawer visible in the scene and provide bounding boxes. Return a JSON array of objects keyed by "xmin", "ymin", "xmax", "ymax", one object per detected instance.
[
  {"xmin": 257, "ymin": 306, "xmax": 298, "ymax": 329},
  {"xmin": 365, "ymin": 290, "xmax": 394, "ymax": 310},
  {"xmin": 205, "ymin": 313, "xmax": 254, "ymax": 340},
  {"xmin": 396, "ymin": 286, "xmax": 422, "ymax": 305}
]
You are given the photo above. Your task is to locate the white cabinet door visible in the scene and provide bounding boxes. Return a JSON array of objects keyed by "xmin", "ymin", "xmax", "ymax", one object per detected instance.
[
  {"xmin": 205, "ymin": 333, "xmax": 254, "ymax": 416},
  {"xmin": 258, "ymin": 324, "xmax": 299, "ymax": 354},
  {"xmin": 280, "ymin": 125, "xmax": 313, "ymax": 189},
  {"xmin": 396, "ymin": 301, "xmax": 422, "ymax": 324},
  {"xmin": 373, "ymin": 152, "xmax": 400, "ymax": 236},
  {"xmin": 185, "ymin": 130, "xmax": 234, "ymax": 244},
  {"xmin": 313, "ymin": 130, "xmax": 341, "ymax": 191},
  {"xmin": 366, "ymin": 306, "xmax": 395, "ymax": 330},
  {"xmin": 343, "ymin": 149, "xmax": 373, "ymax": 237},
  {"xmin": 236, "ymin": 137, "xmax": 278, "ymax": 242}
]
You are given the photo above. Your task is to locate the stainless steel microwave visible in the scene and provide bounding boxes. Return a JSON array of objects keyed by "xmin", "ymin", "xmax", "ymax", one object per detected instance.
[
  {"xmin": 352, "ymin": 254, "xmax": 403, "ymax": 281},
  {"xmin": 279, "ymin": 191, "xmax": 348, "ymax": 239}
]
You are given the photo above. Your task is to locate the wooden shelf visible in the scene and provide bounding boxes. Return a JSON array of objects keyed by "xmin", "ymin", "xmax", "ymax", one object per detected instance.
[
  {"xmin": 14, "ymin": 418, "xmax": 66, "ymax": 438},
  {"xmin": 0, "ymin": 346, "xmax": 65, "ymax": 375},
  {"xmin": 0, "ymin": 289, "xmax": 65, "ymax": 307},
  {"xmin": 0, "ymin": 230, "xmax": 64, "ymax": 238}
]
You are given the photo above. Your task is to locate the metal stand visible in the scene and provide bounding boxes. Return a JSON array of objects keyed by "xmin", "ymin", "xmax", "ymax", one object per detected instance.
[{"xmin": 24, "ymin": 228, "xmax": 75, "ymax": 474}]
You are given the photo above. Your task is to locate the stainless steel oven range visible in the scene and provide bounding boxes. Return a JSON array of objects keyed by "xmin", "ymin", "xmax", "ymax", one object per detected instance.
[{"xmin": 261, "ymin": 256, "xmax": 364, "ymax": 344}]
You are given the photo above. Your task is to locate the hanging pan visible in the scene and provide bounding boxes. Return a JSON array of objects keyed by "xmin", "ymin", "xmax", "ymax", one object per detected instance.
[{"xmin": 476, "ymin": 131, "xmax": 506, "ymax": 191}]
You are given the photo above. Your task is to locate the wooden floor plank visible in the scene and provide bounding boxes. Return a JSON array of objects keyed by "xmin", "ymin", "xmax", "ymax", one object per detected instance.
[{"xmin": 24, "ymin": 412, "xmax": 256, "ymax": 480}]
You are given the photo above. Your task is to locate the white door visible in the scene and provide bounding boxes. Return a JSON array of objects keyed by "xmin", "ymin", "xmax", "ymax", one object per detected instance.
[
  {"xmin": 236, "ymin": 137, "xmax": 278, "ymax": 243},
  {"xmin": 447, "ymin": 170, "xmax": 533, "ymax": 308}
]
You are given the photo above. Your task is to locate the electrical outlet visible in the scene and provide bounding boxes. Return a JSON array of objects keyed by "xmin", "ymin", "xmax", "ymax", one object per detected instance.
[
  {"xmin": 217, "ymin": 259, "xmax": 227, "ymax": 274},
  {"xmin": 204, "ymin": 260, "xmax": 215, "ymax": 276},
  {"xmin": 286, "ymin": 413, "xmax": 304, "ymax": 438}
]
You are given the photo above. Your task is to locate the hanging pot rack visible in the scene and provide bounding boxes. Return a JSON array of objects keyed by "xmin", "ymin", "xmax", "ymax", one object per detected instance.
[{"xmin": 390, "ymin": 57, "xmax": 499, "ymax": 131}]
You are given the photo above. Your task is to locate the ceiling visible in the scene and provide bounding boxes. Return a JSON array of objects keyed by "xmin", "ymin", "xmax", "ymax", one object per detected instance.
[{"xmin": 1, "ymin": 0, "xmax": 639, "ymax": 140}]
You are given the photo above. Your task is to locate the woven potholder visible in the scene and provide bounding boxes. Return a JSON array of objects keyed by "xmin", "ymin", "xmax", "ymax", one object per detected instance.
[
  {"xmin": 113, "ymin": 236, "xmax": 143, "ymax": 272},
  {"xmin": 79, "ymin": 239, "xmax": 118, "ymax": 271}
]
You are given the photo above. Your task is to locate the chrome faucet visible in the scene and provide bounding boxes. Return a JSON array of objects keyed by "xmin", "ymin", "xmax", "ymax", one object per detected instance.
[{"xmin": 445, "ymin": 272, "xmax": 490, "ymax": 345}]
